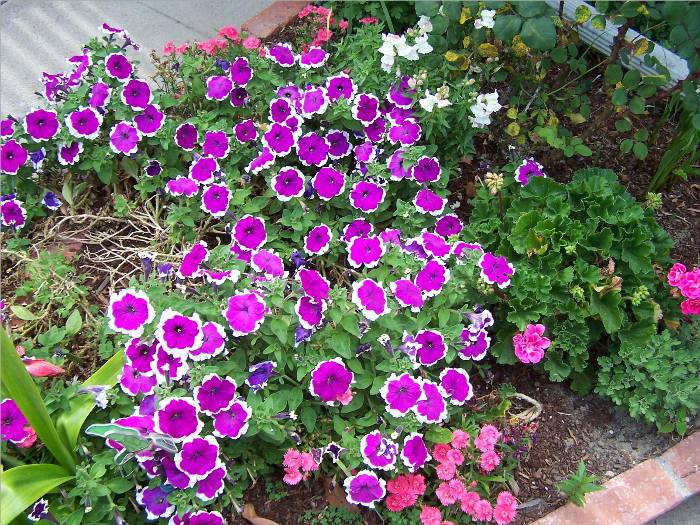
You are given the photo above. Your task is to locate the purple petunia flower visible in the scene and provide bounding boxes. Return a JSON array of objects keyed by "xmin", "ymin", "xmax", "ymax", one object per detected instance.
[
  {"xmin": 326, "ymin": 129, "xmax": 352, "ymax": 159},
  {"xmin": 271, "ymin": 167, "xmax": 305, "ymax": 201},
  {"xmin": 155, "ymin": 397, "xmax": 202, "ymax": 442},
  {"xmin": 201, "ymin": 183, "xmax": 231, "ymax": 218},
  {"xmin": 349, "ymin": 181, "xmax": 385, "ymax": 213},
  {"xmin": 233, "ymin": 214, "xmax": 267, "ymax": 250},
  {"xmin": 206, "ymin": 75, "xmax": 233, "ymax": 101},
  {"xmin": 57, "ymin": 141, "xmax": 83, "ymax": 166},
  {"xmin": 269, "ymin": 97, "xmax": 294, "ymax": 123},
  {"xmin": 30, "ymin": 148, "xmax": 46, "ymax": 171},
  {"xmin": 300, "ymin": 86, "xmax": 328, "ymax": 117},
  {"xmin": 233, "ymin": 119, "xmax": 257, "ymax": 143},
  {"xmin": 439, "ymin": 368, "xmax": 473, "ymax": 405},
  {"xmin": 267, "ymin": 43, "xmax": 296, "ymax": 67},
  {"xmin": 277, "ymin": 83, "xmax": 301, "ymax": 101},
  {"xmin": 299, "ymin": 46, "xmax": 329, "ymax": 69},
  {"xmin": 418, "ymin": 230, "xmax": 451, "ymax": 259},
  {"xmin": 351, "ymin": 279, "xmax": 389, "ymax": 321},
  {"xmin": 189, "ymin": 156, "xmax": 218, "ymax": 185},
  {"xmin": 352, "ymin": 93, "xmax": 380, "ymax": 125},
  {"xmin": 175, "ymin": 435, "xmax": 219, "ymax": 480},
  {"xmin": 413, "ymin": 188, "xmax": 446, "ymax": 216},
  {"xmin": 0, "ymin": 197, "xmax": 27, "ymax": 229},
  {"xmin": 353, "ymin": 140, "xmax": 377, "ymax": 164},
  {"xmin": 297, "ymin": 132, "xmax": 329, "ymax": 167},
  {"xmin": 251, "ymin": 248, "xmax": 287, "ymax": 279},
  {"xmin": 194, "ymin": 373, "xmax": 237, "ymax": 415},
  {"xmin": 360, "ymin": 430, "xmax": 398, "ymax": 471},
  {"xmin": 125, "ymin": 338, "xmax": 157, "ymax": 373},
  {"xmin": 388, "ymin": 119, "xmax": 421, "ymax": 146},
  {"xmin": 196, "ymin": 463, "xmax": 227, "ymax": 501},
  {"xmin": 161, "ymin": 453, "xmax": 193, "ymax": 489},
  {"xmin": 229, "ymin": 86, "xmax": 249, "ymax": 107},
  {"xmin": 65, "ymin": 106, "xmax": 102, "ymax": 139},
  {"xmin": 119, "ymin": 364, "xmax": 157, "ymax": 396},
  {"xmin": 325, "ymin": 442, "xmax": 346, "ymax": 463},
  {"xmin": 414, "ymin": 329, "xmax": 446, "ymax": 366},
  {"xmin": 0, "ymin": 399, "xmax": 32, "ymax": 444},
  {"xmin": 24, "ymin": 108, "xmax": 60, "ymax": 142},
  {"xmin": 343, "ymin": 219, "xmax": 373, "ymax": 242},
  {"xmin": 27, "ymin": 499, "xmax": 49, "ymax": 522},
  {"xmin": 458, "ymin": 328, "xmax": 491, "ymax": 361},
  {"xmin": 155, "ymin": 309, "xmax": 203, "ymax": 357},
  {"xmin": 109, "ymin": 121, "xmax": 141, "ymax": 155},
  {"xmin": 1, "ymin": 118, "xmax": 15, "ymax": 137},
  {"xmin": 165, "ymin": 176, "xmax": 199, "ymax": 197},
  {"xmin": 175, "ymin": 122, "xmax": 198, "ymax": 150},
  {"xmin": 190, "ymin": 321, "xmax": 227, "ymax": 361},
  {"xmin": 212, "ymin": 399, "xmax": 251, "ymax": 439},
  {"xmin": 107, "ymin": 289, "xmax": 154, "ymax": 337},
  {"xmin": 297, "ymin": 268, "xmax": 330, "ymax": 301},
  {"xmin": 105, "ymin": 53, "xmax": 133, "ymax": 82},
  {"xmin": 136, "ymin": 485, "xmax": 174, "ymax": 520},
  {"xmin": 88, "ymin": 81, "xmax": 111, "ymax": 108},
  {"xmin": 121, "ymin": 78, "xmax": 151, "ymax": 109},
  {"xmin": 390, "ymin": 279, "xmax": 424, "ymax": 312},
  {"xmin": 309, "ymin": 358, "xmax": 354, "ymax": 405},
  {"xmin": 295, "ymin": 296, "xmax": 326, "ymax": 329},
  {"xmin": 381, "ymin": 228, "xmax": 402, "ymax": 245},
  {"xmin": 387, "ymin": 149, "xmax": 409, "ymax": 180},
  {"xmin": 304, "ymin": 224, "xmax": 332, "ymax": 256},
  {"xmin": 177, "ymin": 241, "xmax": 209, "ymax": 279},
  {"xmin": 230, "ymin": 56, "xmax": 253, "ymax": 85},
  {"xmin": 401, "ymin": 433, "xmax": 431, "ymax": 472},
  {"xmin": 415, "ymin": 260, "xmax": 450, "ymax": 297},
  {"xmin": 326, "ymin": 73, "xmax": 356, "ymax": 102},
  {"xmin": 344, "ymin": 470, "xmax": 386, "ymax": 508},
  {"xmin": 479, "ymin": 252, "xmax": 515, "ymax": 289},
  {"xmin": 347, "ymin": 235, "xmax": 385, "ymax": 269},
  {"xmin": 189, "ymin": 511, "xmax": 224, "ymax": 525},
  {"xmin": 380, "ymin": 373, "xmax": 423, "ymax": 417},
  {"xmin": 246, "ymin": 146, "xmax": 276, "ymax": 174},
  {"xmin": 387, "ymin": 76, "xmax": 415, "ymax": 108},
  {"xmin": 515, "ymin": 157, "xmax": 546, "ymax": 186},
  {"xmin": 0, "ymin": 140, "xmax": 27, "ymax": 175},
  {"xmin": 230, "ymin": 241, "xmax": 253, "ymax": 263},
  {"xmin": 262, "ymin": 123, "xmax": 295, "ymax": 156},
  {"xmin": 413, "ymin": 380, "xmax": 447, "ymax": 424},
  {"xmin": 223, "ymin": 291, "xmax": 268, "ymax": 337},
  {"xmin": 134, "ymin": 104, "xmax": 165, "ymax": 137},
  {"xmin": 246, "ymin": 360, "xmax": 277, "ymax": 392},
  {"xmin": 409, "ymin": 156, "xmax": 441, "ymax": 184},
  {"xmin": 313, "ymin": 167, "xmax": 346, "ymax": 200},
  {"xmin": 435, "ymin": 214, "xmax": 463, "ymax": 237},
  {"xmin": 155, "ymin": 345, "xmax": 190, "ymax": 382},
  {"xmin": 364, "ymin": 118, "xmax": 386, "ymax": 143},
  {"xmin": 42, "ymin": 191, "xmax": 62, "ymax": 211},
  {"xmin": 202, "ymin": 130, "xmax": 230, "ymax": 159}
]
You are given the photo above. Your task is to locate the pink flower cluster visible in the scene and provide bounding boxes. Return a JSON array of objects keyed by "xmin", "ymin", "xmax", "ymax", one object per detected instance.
[
  {"xmin": 667, "ymin": 263, "xmax": 700, "ymax": 315},
  {"xmin": 432, "ymin": 430, "xmax": 468, "ymax": 481},
  {"xmin": 386, "ymin": 473, "xmax": 426, "ymax": 512},
  {"xmin": 513, "ymin": 323, "xmax": 551, "ymax": 364},
  {"xmin": 282, "ymin": 448, "xmax": 319, "ymax": 485},
  {"xmin": 296, "ymin": 5, "xmax": 347, "ymax": 48},
  {"xmin": 475, "ymin": 424, "xmax": 501, "ymax": 473}
]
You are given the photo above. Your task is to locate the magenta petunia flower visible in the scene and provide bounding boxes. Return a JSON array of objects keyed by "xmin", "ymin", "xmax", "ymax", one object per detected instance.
[
  {"xmin": 360, "ymin": 430, "xmax": 398, "ymax": 471},
  {"xmin": 134, "ymin": 104, "xmax": 165, "ymax": 136},
  {"xmin": 190, "ymin": 321, "xmax": 227, "ymax": 361},
  {"xmin": 364, "ymin": 118, "xmax": 386, "ymax": 143},
  {"xmin": 326, "ymin": 129, "xmax": 352, "ymax": 159},
  {"xmin": 233, "ymin": 214, "xmax": 267, "ymax": 250},
  {"xmin": 415, "ymin": 329, "xmax": 446, "ymax": 366},
  {"xmin": 419, "ymin": 230, "xmax": 451, "ymax": 259},
  {"xmin": 119, "ymin": 363, "xmax": 157, "ymax": 396},
  {"xmin": 125, "ymin": 338, "xmax": 157, "ymax": 373},
  {"xmin": 347, "ymin": 235, "xmax": 385, "ymax": 269},
  {"xmin": 295, "ymin": 296, "xmax": 326, "ymax": 329},
  {"xmin": 155, "ymin": 309, "xmax": 203, "ymax": 356},
  {"xmin": 188, "ymin": 511, "xmax": 224, "ymax": 525},
  {"xmin": 1, "ymin": 118, "xmax": 15, "ymax": 137},
  {"xmin": 189, "ymin": 156, "xmax": 218, "ymax": 185},
  {"xmin": 229, "ymin": 86, "xmax": 249, "ymax": 107},
  {"xmin": 196, "ymin": 463, "xmax": 227, "ymax": 501},
  {"xmin": 175, "ymin": 122, "xmax": 198, "ymax": 150},
  {"xmin": 109, "ymin": 121, "xmax": 141, "ymax": 155},
  {"xmin": 381, "ymin": 228, "xmax": 402, "ymax": 245},
  {"xmin": 24, "ymin": 108, "xmax": 60, "ymax": 142},
  {"xmin": 251, "ymin": 248, "xmax": 287, "ymax": 279},
  {"xmin": 269, "ymin": 97, "xmax": 294, "ymax": 123},
  {"xmin": 230, "ymin": 241, "xmax": 253, "ymax": 263},
  {"xmin": 388, "ymin": 76, "xmax": 415, "ymax": 108},
  {"xmin": 0, "ymin": 141, "xmax": 27, "ymax": 174},
  {"xmin": 390, "ymin": 279, "xmax": 424, "ymax": 312},
  {"xmin": 401, "ymin": 433, "xmax": 431, "ymax": 472},
  {"xmin": 161, "ymin": 453, "xmax": 193, "ymax": 489},
  {"xmin": 309, "ymin": 358, "xmax": 354, "ymax": 405},
  {"xmin": 177, "ymin": 241, "xmax": 209, "ymax": 278},
  {"xmin": 479, "ymin": 252, "xmax": 515, "ymax": 289},
  {"xmin": 262, "ymin": 123, "xmax": 295, "ymax": 156},
  {"xmin": 107, "ymin": 288, "xmax": 154, "ymax": 337},
  {"xmin": 88, "ymin": 81, "xmax": 111, "ymax": 108},
  {"xmin": 105, "ymin": 53, "xmax": 133, "ymax": 81},
  {"xmin": 206, "ymin": 75, "xmax": 233, "ymax": 101},
  {"xmin": 409, "ymin": 156, "xmax": 441, "ymax": 184},
  {"xmin": 388, "ymin": 119, "xmax": 421, "ymax": 146},
  {"xmin": 201, "ymin": 183, "xmax": 231, "ymax": 217},
  {"xmin": 380, "ymin": 373, "xmax": 423, "ymax": 417},
  {"xmin": 352, "ymin": 93, "xmax": 380, "ymax": 125},
  {"xmin": 271, "ymin": 167, "xmax": 305, "ymax": 201},
  {"xmin": 300, "ymin": 86, "xmax": 328, "ymax": 117},
  {"xmin": 352, "ymin": 279, "xmax": 389, "ymax": 320},
  {"xmin": 439, "ymin": 368, "xmax": 473, "ymax": 405},
  {"xmin": 155, "ymin": 397, "xmax": 203, "ymax": 442},
  {"xmin": 223, "ymin": 291, "xmax": 268, "ymax": 337},
  {"xmin": 435, "ymin": 214, "xmax": 463, "ymax": 237},
  {"xmin": 459, "ymin": 329, "xmax": 491, "ymax": 361},
  {"xmin": 343, "ymin": 219, "xmax": 373, "ymax": 242},
  {"xmin": 296, "ymin": 268, "xmax": 330, "ymax": 301},
  {"xmin": 267, "ymin": 43, "xmax": 296, "ymax": 66},
  {"xmin": 121, "ymin": 78, "xmax": 151, "ymax": 109},
  {"xmin": 515, "ymin": 157, "xmax": 546, "ymax": 186},
  {"xmin": 297, "ymin": 132, "xmax": 329, "ymax": 167},
  {"xmin": 202, "ymin": 130, "xmax": 230, "ymax": 159},
  {"xmin": 326, "ymin": 73, "xmax": 356, "ymax": 102},
  {"xmin": 304, "ymin": 224, "xmax": 332, "ymax": 256},
  {"xmin": 65, "ymin": 106, "xmax": 102, "ymax": 139},
  {"xmin": 353, "ymin": 141, "xmax": 377, "ymax": 164},
  {"xmin": 313, "ymin": 167, "xmax": 346, "ymax": 200},
  {"xmin": 212, "ymin": 399, "xmax": 251, "ymax": 439},
  {"xmin": 230, "ymin": 56, "xmax": 253, "ymax": 85},
  {"xmin": 415, "ymin": 260, "xmax": 450, "ymax": 297},
  {"xmin": 246, "ymin": 146, "xmax": 276, "ymax": 174},
  {"xmin": 155, "ymin": 344, "xmax": 190, "ymax": 382},
  {"xmin": 0, "ymin": 197, "xmax": 25, "ymax": 229},
  {"xmin": 0, "ymin": 399, "xmax": 33, "ymax": 444},
  {"xmin": 57, "ymin": 141, "xmax": 83, "ymax": 166},
  {"xmin": 233, "ymin": 120, "xmax": 257, "ymax": 144},
  {"xmin": 136, "ymin": 485, "xmax": 174, "ymax": 520},
  {"xmin": 387, "ymin": 149, "xmax": 409, "ymax": 180},
  {"xmin": 299, "ymin": 46, "xmax": 329, "ymax": 69},
  {"xmin": 414, "ymin": 188, "xmax": 446, "ymax": 215},
  {"xmin": 203, "ymin": 268, "xmax": 239, "ymax": 286},
  {"xmin": 413, "ymin": 380, "xmax": 447, "ymax": 424},
  {"xmin": 349, "ymin": 181, "xmax": 385, "ymax": 213},
  {"xmin": 344, "ymin": 470, "xmax": 386, "ymax": 508},
  {"xmin": 165, "ymin": 176, "xmax": 199, "ymax": 197},
  {"xmin": 175, "ymin": 435, "xmax": 220, "ymax": 480}
]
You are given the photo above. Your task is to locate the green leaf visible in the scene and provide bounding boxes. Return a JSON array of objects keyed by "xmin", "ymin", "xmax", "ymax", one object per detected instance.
[
  {"xmin": 622, "ymin": 70, "xmax": 641, "ymax": 89},
  {"xmin": 589, "ymin": 291, "xmax": 624, "ymax": 333},
  {"xmin": 105, "ymin": 477, "xmax": 134, "ymax": 494},
  {"xmin": 414, "ymin": 0, "xmax": 440, "ymax": 17},
  {"xmin": 269, "ymin": 317, "xmax": 289, "ymax": 345},
  {"xmin": 492, "ymin": 15, "xmax": 522, "ymax": 42},
  {"xmin": 10, "ymin": 305, "xmax": 38, "ymax": 321},
  {"xmin": 0, "ymin": 328, "xmax": 75, "ymax": 471},
  {"xmin": 520, "ymin": 17, "xmax": 557, "ymax": 50},
  {"xmin": 300, "ymin": 406, "xmax": 317, "ymax": 433},
  {"xmin": 515, "ymin": 2, "xmax": 547, "ymax": 17},
  {"xmin": 605, "ymin": 64, "xmax": 623, "ymax": 84},
  {"xmin": 632, "ymin": 141, "xmax": 648, "ymax": 160},
  {"xmin": 611, "ymin": 88, "xmax": 628, "ymax": 106},
  {"xmin": 424, "ymin": 426, "xmax": 453, "ymax": 443},
  {"xmin": 0, "ymin": 464, "xmax": 73, "ymax": 525},
  {"xmin": 65, "ymin": 309, "xmax": 83, "ymax": 336},
  {"xmin": 329, "ymin": 331, "xmax": 353, "ymax": 359},
  {"xmin": 340, "ymin": 316, "xmax": 360, "ymax": 338},
  {"xmin": 629, "ymin": 96, "xmax": 646, "ymax": 114},
  {"xmin": 56, "ymin": 350, "xmax": 125, "ymax": 449},
  {"xmin": 443, "ymin": 1, "xmax": 462, "ymax": 21},
  {"xmin": 615, "ymin": 118, "xmax": 632, "ymax": 132}
]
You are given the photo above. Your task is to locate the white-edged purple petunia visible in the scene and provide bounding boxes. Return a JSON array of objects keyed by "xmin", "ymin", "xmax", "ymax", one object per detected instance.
[
  {"xmin": 415, "ymin": 260, "xmax": 450, "ymax": 297},
  {"xmin": 121, "ymin": 78, "xmax": 152, "ymax": 109},
  {"xmin": 313, "ymin": 166, "xmax": 346, "ymax": 201},
  {"xmin": 201, "ymin": 183, "xmax": 231, "ymax": 218},
  {"xmin": 360, "ymin": 430, "xmax": 398, "ymax": 471},
  {"xmin": 262, "ymin": 123, "xmax": 296, "ymax": 156},
  {"xmin": 296, "ymin": 132, "xmax": 329, "ymax": 167},
  {"xmin": 296, "ymin": 268, "xmax": 330, "ymax": 301},
  {"xmin": 190, "ymin": 321, "xmax": 227, "ymax": 361},
  {"xmin": 380, "ymin": 373, "xmax": 423, "ymax": 417},
  {"xmin": 232, "ymin": 214, "xmax": 267, "ymax": 250},
  {"xmin": 206, "ymin": 75, "xmax": 233, "ymax": 101},
  {"xmin": 435, "ymin": 214, "xmax": 463, "ymax": 237},
  {"xmin": 409, "ymin": 156, "xmax": 441, "ymax": 184},
  {"xmin": 347, "ymin": 235, "xmax": 385, "ymax": 269},
  {"xmin": 515, "ymin": 157, "xmax": 546, "ymax": 186},
  {"xmin": 266, "ymin": 43, "xmax": 296, "ymax": 67},
  {"xmin": 119, "ymin": 364, "xmax": 157, "ymax": 396},
  {"xmin": 233, "ymin": 119, "xmax": 257, "ymax": 143},
  {"xmin": 65, "ymin": 106, "xmax": 102, "ymax": 139},
  {"xmin": 1, "ymin": 140, "xmax": 28, "ymax": 174},
  {"xmin": 344, "ymin": 470, "xmax": 386, "ymax": 508},
  {"xmin": 194, "ymin": 373, "xmax": 237, "ymax": 415},
  {"xmin": 300, "ymin": 86, "xmax": 328, "ymax": 118},
  {"xmin": 105, "ymin": 52, "xmax": 133, "ymax": 81},
  {"xmin": 134, "ymin": 104, "xmax": 165, "ymax": 137},
  {"xmin": 175, "ymin": 435, "xmax": 220, "ymax": 481},
  {"xmin": 230, "ymin": 56, "xmax": 253, "ymax": 85},
  {"xmin": 352, "ymin": 93, "xmax": 380, "ymax": 125},
  {"xmin": 202, "ymin": 130, "xmax": 230, "ymax": 159},
  {"xmin": 154, "ymin": 397, "xmax": 203, "ymax": 442},
  {"xmin": 175, "ymin": 122, "xmax": 198, "ymax": 151},
  {"xmin": 351, "ymin": 279, "xmax": 389, "ymax": 320},
  {"xmin": 165, "ymin": 176, "xmax": 199, "ymax": 197},
  {"xmin": 414, "ymin": 188, "xmax": 446, "ymax": 215},
  {"xmin": 418, "ymin": 230, "xmax": 451, "ymax": 259},
  {"xmin": 388, "ymin": 118, "xmax": 421, "ymax": 146},
  {"xmin": 343, "ymin": 219, "xmax": 373, "ymax": 242},
  {"xmin": 349, "ymin": 181, "xmax": 385, "ymax": 213},
  {"xmin": 189, "ymin": 156, "xmax": 219, "ymax": 185},
  {"xmin": 155, "ymin": 309, "xmax": 203, "ymax": 357},
  {"xmin": 309, "ymin": 358, "xmax": 354, "ymax": 405},
  {"xmin": 390, "ymin": 279, "xmax": 424, "ymax": 312},
  {"xmin": 196, "ymin": 463, "xmax": 227, "ymax": 502},
  {"xmin": 401, "ymin": 433, "xmax": 431, "ymax": 472},
  {"xmin": 295, "ymin": 296, "xmax": 326, "ymax": 329},
  {"xmin": 458, "ymin": 328, "xmax": 491, "ymax": 361},
  {"xmin": 326, "ymin": 73, "xmax": 357, "ymax": 102},
  {"xmin": 479, "ymin": 252, "xmax": 515, "ymax": 289},
  {"xmin": 326, "ymin": 129, "xmax": 352, "ymax": 159},
  {"xmin": 223, "ymin": 291, "xmax": 268, "ymax": 337},
  {"xmin": 414, "ymin": 329, "xmax": 446, "ymax": 366},
  {"xmin": 107, "ymin": 288, "xmax": 154, "ymax": 337},
  {"xmin": 136, "ymin": 485, "xmax": 175, "ymax": 520},
  {"xmin": 109, "ymin": 121, "xmax": 141, "ymax": 155},
  {"xmin": 299, "ymin": 46, "xmax": 329, "ymax": 69},
  {"xmin": 57, "ymin": 141, "xmax": 84, "ymax": 166},
  {"xmin": 212, "ymin": 399, "xmax": 251, "ymax": 439},
  {"xmin": 413, "ymin": 380, "xmax": 448, "ymax": 424},
  {"xmin": 251, "ymin": 248, "xmax": 287, "ymax": 279},
  {"xmin": 439, "ymin": 368, "xmax": 474, "ymax": 406},
  {"xmin": 304, "ymin": 224, "xmax": 332, "ymax": 256},
  {"xmin": 24, "ymin": 108, "xmax": 60, "ymax": 142}
]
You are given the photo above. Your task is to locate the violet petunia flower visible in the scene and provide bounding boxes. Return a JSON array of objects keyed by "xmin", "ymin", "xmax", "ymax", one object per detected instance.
[
  {"xmin": 409, "ymin": 156, "xmax": 441, "ymax": 184},
  {"xmin": 0, "ymin": 399, "xmax": 34, "ymax": 445},
  {"xmin": 271, "ymin": 167, "xmax": 305, "ymax": 201},
  {"xmin": 296, "ymin": 132, "xmax": 329, "ymax": 167},
  {"xmin": 57, "ymin": 141, "xmax": 83, "ymax": 166},
  {"xmin": 165, "ymin": 176, "xmax": 198, "ymax": 197},
  {"xmin": 295, "ymin": 296, "xmax": 326, "ymax": 329},
  {"xmin": 230, "ymin": 56, "xmax": 253, "ymax": 85},
  {"xmin": 136, "ymin": 485, "xmax": 174, "ymax": 520},
  {"xmin": 206, "ymin": 75, "xmax": 233, "ymax": 101},
  {"xmin": 175, "ymin": 435, "xmax": 220, "ymax": 480},
  {"xmin": 202, "ymin": 130, "xmax": 230, "ymax": 159},
  {"xmin": 134, "ymin": 104, "xmax": 165, "ymax": 137},
  {"xmin": 413, "ymin": 188, "xmax": 446, "ymax": 215},
  {"xmin": 212, "ymin": 399, "xmax": 251, "ymax": 439},
  {"xmin": 42, "ymin": 192, "xmax": 62, "ymax": 211},
  {"xmin": 439, "ymin": 368, "xmax": 474, "ymax": 405},
  {"xmin": 299, "ymin": 46, "xmax": 329, "ymax": 69},
  {"xmin": 309, "ymin": 358, "xmax": 354, "ymax": 405},
  {"xmin": 251, "ymin": 248, "xmax": 287, "ymax": 279},
  {"xmin": 233, "ymin": 119, "xmax": 257, "ymax": 143},
  {"xmin": 313, "ymin": 167, "xmax": 346, "ymax": 201},
  {"xmin": 107, "ymin": 288, "xmax": 155, "ymax": 337},
  {"xmin": 121, "ymin": 78, "xmax": 151, "ymax": 109},
  {"xmin": 267, "ymin": 43, "xmax": 296, "ymax": 67},
  {"xmin": 304, "ymin": 224, "xmax": 332, "ymax": 256},
  {"xmin": 515, "ymin": 157, "xmax": 546, "ymax": 186},
  {"xmin": 344, "ymin": 470, "xmax": 386, "ymax": 508},
  {"xmin": 222, "ymin": 291, "xmax": 268, "ymax": 337},
  {"xmin": 351, "ymin": 279, "xmax": 389, "ymax": 320},
  {"xmin": 194, "ymin": 373, "xmax": 237, "ymax": 415},
  {"xmin": 326, "ymin": 73, "xmax": 356, "ymax": 102},
  {"xmin": 360, "ymin": 430, "xmax": 398, "ymax": 471},
  {"xmin": 414, "ymin": 329, "xmax": 446, "ymax": 366},
  {"xmin": 390, "ymin": 279, "xmax": 424, "ymax": 312},
  {"xmin": 154, "ymin": 397, "xmax": 202, "ymax": 442},
  {"xmin": 479, "ymin": 252, "xmax": 515, "ymax": 289},
  {"xmin": 352, "ymin": 93, "xmax": 380, "ymax": 125},
  {"xmin": 349, "ymin": 181, "xmax": 385, "ymax": 213},
  {"xmin": 201, "ymin": 183, "xmax": 231, "ymax": 218},
  {"xmin": 109, "ymin": 121, "xmax": 141, "ymax": 155},
  {"xmin": 415, "ymin": 260, "xmax": 450, "ymax": 297},
  {"xmin": 174, "ymin": 122, "xmax": 198, "ymax": 151},
  {"xmin": 246, "ymin": 360, "xmax": 277, "ymax": 392},
  {"xmin": 154, "ymin": 309, "xmax": 203, "ymax": 357},
  {"xmin": 105, "ymin": 53, "xmax": 133, "ymax": 82},
  {"xmin": 65, "ymin": 106, "xmax": 102, "ymax": 139},
  {"xmin": 190, "ymin": 321, "xmax": 227, "ymax": 361},
  {"xmin": 413, "ymin": 380, "xmax": 448, "ymax": 424},
  {"xmin": 23, "ymin": 108, "xmax": 60, "ymax": 142},
  {"xmin": 1, "ymin": 197, "xmax": 27, "ymax": 229},
  {"xmin": 232, "ymin": 214, "xmax": 267, "ymax": 250},
  {"xmin": 326, "ymin": 129, "xmax": 352, "ymax": 159},
  {"xmin": 379, "ymin": 373, "xmax": 423, "ymax": 417},
  {"xmin": 296, "ymin": 268, "xmax": 330, "ymax": 301},
  {"xmin": 401, "ymin": 433, "xmax": 431, "ymax": 472},
  {"xmin": 347, "ymin": 236, "xmax": 385, "ymax": 269}
]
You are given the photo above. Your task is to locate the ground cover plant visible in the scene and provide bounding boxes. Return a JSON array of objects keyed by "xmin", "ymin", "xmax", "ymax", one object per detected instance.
[{"xmin": 1, "ymin": 3, "xmax": 699, "ymax": 525}]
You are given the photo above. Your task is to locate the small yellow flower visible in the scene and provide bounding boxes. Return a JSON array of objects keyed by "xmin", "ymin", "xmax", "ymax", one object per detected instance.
[
  {"xmin": 459, "ymin": 6, "xmax": 471, "ymax": 25},
  {"xmin": 478, "ymin": 43, "xmax": 499, "ymax": 58}
]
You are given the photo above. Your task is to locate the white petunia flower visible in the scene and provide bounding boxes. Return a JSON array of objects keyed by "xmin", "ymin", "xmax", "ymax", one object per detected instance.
[{"xmin": 474, "ymin": 9, "xmax": 496, "ymax": 29}]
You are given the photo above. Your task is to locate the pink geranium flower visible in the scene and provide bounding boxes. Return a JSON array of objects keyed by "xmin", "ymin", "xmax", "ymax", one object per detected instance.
[{"xmin": 513, "ymin": 323, "xmax": 551, "ymax": 364}]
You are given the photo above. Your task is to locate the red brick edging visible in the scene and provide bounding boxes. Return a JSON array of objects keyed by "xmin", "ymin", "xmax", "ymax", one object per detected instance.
[
  {"xmin": 242, "ymin": 1, "xmax": 308, "ymax": 40},
  {"xmin": 533, "ymin": 431, "xmax": 700, "ymax": 524}
]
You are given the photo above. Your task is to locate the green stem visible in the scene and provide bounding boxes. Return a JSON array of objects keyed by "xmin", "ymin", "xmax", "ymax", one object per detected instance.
[{"xmin": 379, "ymin": 1, "xmax": 395, "ymax": 33}]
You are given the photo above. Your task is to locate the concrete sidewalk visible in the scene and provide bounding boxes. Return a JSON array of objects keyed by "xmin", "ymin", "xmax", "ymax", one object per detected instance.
[{"xmin": 0, "ymin": 0, "xmax": 273, "ymax": 116}]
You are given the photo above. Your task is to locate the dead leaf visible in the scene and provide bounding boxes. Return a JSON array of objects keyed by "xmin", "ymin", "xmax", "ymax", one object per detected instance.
[
  {"xmin": 241, "ymin": 503, "xmax": 281, "ymax": 525},
  {"xmin": 323, "ymin": 476, "xmax": 359, "ymax": 512}
]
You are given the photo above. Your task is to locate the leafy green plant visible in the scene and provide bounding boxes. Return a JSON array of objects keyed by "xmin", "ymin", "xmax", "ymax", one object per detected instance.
[
  {"xmin": 300, "ymin": 506, "xmax": 364, "ymax": 525},
  {"xmin": 596, "ymin": 319, "xmax": 700, "ymax": 433},
  {"xmin": 557, "ymin": 460, "xmax": 604, "ymax": 507}
]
